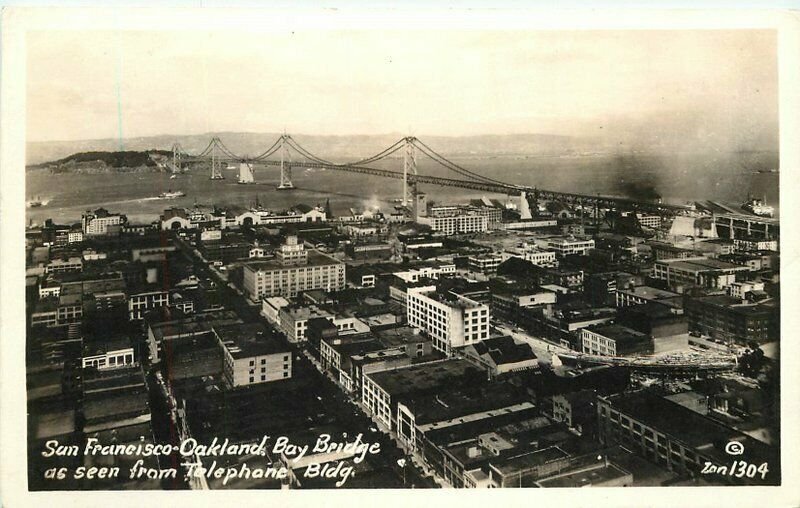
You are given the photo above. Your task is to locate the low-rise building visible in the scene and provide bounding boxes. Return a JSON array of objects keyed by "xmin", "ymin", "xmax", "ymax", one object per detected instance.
[
  {"xmin": 727, "ymin": 281, "xmax": 766, "ymax": 300},
  {"xmin": 519, "ymin": 245, "xmax": 558, "ymax": 267},
  {"xmin": 467, "ymin": 253, "xmax": 504, "ymax": 275},
  {"xmin": 734, "ymin": 237, "xmax": 778, "ymax": 253},
  {"xmin": 45, "ymin": 256, "xmax": 83, "ymax": 274},
  {"xmin": 546, "ymin": 236, "xmax": 595, "ymax": 257},
  {"xmin": 580, "ymin": 324, "xmax": 652, "ymax": 357},
  {"xmin": 652, "ymin": 257, "xmax": 748, "ymax": 292},
  {"xmin": 361, "ymin": 358, "xmax": 478, "ymax": 431},
  {"xmin": 598, "ymin": 391, "xmax": 778, "ymax": 485},
  {"xmin": 459, "ymin": 336, "xmax": 539, "ymax": 377},
  {"xmin": 615, "ymin": 285, "xmax": 683, "ymax": 309},
  {"xmin": 419, "ymin": 213, "xmax": 489, "ymax": 235},
  {"xmin": 684, "ymin": 295, "xmax": 778, "ymax": 344},
  {"xmin": 82, "ymin": 339, "xmax": 136, "ymax": 370}
]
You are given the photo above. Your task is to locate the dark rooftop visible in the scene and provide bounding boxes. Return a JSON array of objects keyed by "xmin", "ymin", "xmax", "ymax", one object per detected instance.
[
  {"xmin": 585, "ymin": 324, "xmax": 648, "ymax": 347},
  {"xmin": 603, "ymin": 391, "xmax": 777, "ymax": 466},
  {"xmin": 469, "ymin": 335, "xmax": 538, "ymax": 366},
  {"xmin": 366, "ymin": 359, "xmax": 478, "ymax": 397},
  {"xmin": 214, "ymin": 322, "xmax": 290, "ymax": 358}
]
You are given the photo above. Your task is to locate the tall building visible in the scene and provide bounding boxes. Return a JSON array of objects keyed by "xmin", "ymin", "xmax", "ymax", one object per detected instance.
[
  {"xmin": 407, "ymin": 285, "xmax": 490, "ymax": 355},
  {"xmin": 241, "ymin": 236, "xmax": 345, "ymax": 299},
  {"xmin": 82, "ymin": 208, "xmax": 125, "ymax": 236}
]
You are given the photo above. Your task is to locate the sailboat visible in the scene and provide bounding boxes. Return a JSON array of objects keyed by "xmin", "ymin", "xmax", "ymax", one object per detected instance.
[{"xmin": 238, "ymin": 162, "xmax": 255, "ymax": 184}]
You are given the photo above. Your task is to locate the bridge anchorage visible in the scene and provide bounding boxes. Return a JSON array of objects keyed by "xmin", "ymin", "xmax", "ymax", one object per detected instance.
[{"xmin": 170, "ymin": 133, "xmax": 687, "ymax": 215}]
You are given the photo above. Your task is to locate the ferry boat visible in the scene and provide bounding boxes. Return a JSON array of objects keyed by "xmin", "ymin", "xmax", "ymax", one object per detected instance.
[
  {"xmin": 159, "ymin": 190, "xmax": 186, "ymax": 199},
  {"xmin": 741, "ymin": 196, "xmax": 774, "ymax": 217}
]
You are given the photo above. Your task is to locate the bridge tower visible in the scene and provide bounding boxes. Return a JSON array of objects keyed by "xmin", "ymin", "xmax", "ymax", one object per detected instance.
[
  {"xmin": 210, "ymin": 137, "xmax": 224, "ymax": 180},
  {"xmin": 402, "ymin": 136, "xmax": 417, "ymax": 207},
  {"xmin": 171, "ymin": 143, "xmax": 182, "ymax": 173},
  {"xmin": 278, "ymin": 135, "xmax": 294, "ymax": 190}
]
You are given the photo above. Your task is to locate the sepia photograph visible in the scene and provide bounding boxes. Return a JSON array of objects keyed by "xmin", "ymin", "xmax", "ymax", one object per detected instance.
[{"xmin": 2, "ymin": 5, "xmax": 799, "ymax": 507}]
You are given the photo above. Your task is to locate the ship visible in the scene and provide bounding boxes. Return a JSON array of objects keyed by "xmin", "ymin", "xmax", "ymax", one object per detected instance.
[
  {"xmin": 238, "ymin": 162, "xmax": 255, "ymax": 184},
  {"xmin": 159, "ymin": 190, "xmax": 186, "ymax": 199},
  {"xmin": 741, "ymin": 196, "xmax": 774, "ymax": 217}
]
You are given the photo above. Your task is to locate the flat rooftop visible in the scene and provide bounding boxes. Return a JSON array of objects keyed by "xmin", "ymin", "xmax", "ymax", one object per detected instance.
[
  {"xmin": 148, "ymin": 309, "xmax": 242, "ymax": 340},
  {"xmin": 603, "ymin": 391, "xmax": 777, "ymax": 466},
  {"xmin": 407, "ymin": 384, "xmax": 533, "ymax": 427},
  {"xmin": 423, "ymin": 289, "xmax": 484, "ymax": 310},
  {"xmin": 661, "ymin": 257, "xmax": 746, "ymax": 272},
  {"xmin": 366, "ymin": 359, "xmax": 476, "ymax": 397},
  {"xmin": 586, "ymin": 324, "xmax": 648, "ymax": 346},
  {"xmin": 214, "ymin": 323, "xmax": 289, "ymax": 358},
  {"xmin": 490, "ymin": 446, "xmax": 570, "ymax": 476},
  {"xmin": 536, "ymin": 462, "xmax": 631, "ymax": 487},
  {"xmin": 243, "ymin": 250, "xmax": 342, "ymax": 272},
  {"xmin": 619, "ymin": 285, "xmax": 680, "ymax": 300},
  {"xmin": 374, "ymin": 325, "xmax": 426, "ymax": 346}
]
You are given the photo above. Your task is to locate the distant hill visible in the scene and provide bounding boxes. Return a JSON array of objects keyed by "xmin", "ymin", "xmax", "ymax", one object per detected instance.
[
  {"xmin": 26, "ymin": 132, "xmax": 601, "ymax": 167},
  {"xmin": 29, "ymin": 149, "xmax": 172, "ymax": 173}
]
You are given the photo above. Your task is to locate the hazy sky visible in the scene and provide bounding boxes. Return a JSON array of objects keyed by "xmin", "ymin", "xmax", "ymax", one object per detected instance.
[{"xmin": 27, "ymin": 30, "xmax": 777, "ymax": 143}]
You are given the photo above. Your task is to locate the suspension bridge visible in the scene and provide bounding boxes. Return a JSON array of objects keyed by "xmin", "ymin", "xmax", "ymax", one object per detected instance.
[{"xmin": 169, "ymin": 135, "xmax": 687, "ymax": 214}]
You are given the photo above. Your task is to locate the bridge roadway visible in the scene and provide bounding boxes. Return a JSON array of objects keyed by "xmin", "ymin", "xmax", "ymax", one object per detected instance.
[{"xmin": 181, "ymin": 156, "xmax": 688, "ymax": 214}]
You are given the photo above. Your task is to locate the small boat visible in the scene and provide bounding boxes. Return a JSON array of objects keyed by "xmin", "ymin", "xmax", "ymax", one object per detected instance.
[
  {"xmin": 741, "ymin": 196, "xmax": 774, "ymax": 217},
  {"xmin": 159, "ymin": 190, "xmax": 186, "ymax": 199},
  {"xmin": 27, "ymin": 196, "xmax": 42, "ymax": 208},
  {"xmin": 170, "ymin": 174, "xmax": 178, "ymax": 180}
]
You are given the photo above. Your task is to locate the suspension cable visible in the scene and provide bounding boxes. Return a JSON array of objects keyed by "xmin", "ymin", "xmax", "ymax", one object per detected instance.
[{"xmin": 412, "ymin": 138, "xmax": 515, "ymax": 187}]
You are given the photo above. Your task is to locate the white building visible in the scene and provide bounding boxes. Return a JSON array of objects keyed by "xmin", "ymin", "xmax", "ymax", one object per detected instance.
[
  {"xmin": 406, "ymin": 286, "xmax": 490, "ymax": 355},
  {"xmin": 261, "ymin": 296, "xmax": 290, "ymax": 325},
  {"xmin": 394, "ymin": 263, "xmax": 456, "ymax": 283},
  {"xmin": 733, "ymin": 238, "xmax": 778, "ymax": 253},
  {"xmin": 467, "ymin": 254, "xmax": 504, "ymax": 274},
  {"xmin": 45, "ymin": 257, "xmax": 83, "ymax": 274},
  {"xmin": 636, "ymin": 214, "xmax": 662, "ymax": 229},
  {"xmin": 242, "ymin": 237, "xmax": 345, "ymax": 300},
  {"xmin": 82, "ymin": 347, "xmax": 135, "ymax": 370},
  {"xmin": 82, "ymin": 208, "xmax": 125, "ymax": 236},
  {"xmin": 546, "ymin": 236, "xmax": 595, "ymax": 257},
  {"xmin": 727, "ymin": 281, "xmax": 766, "ymax": 300},
  {"xmin": 520, "ymin": 245, "xmax": 559, "ymax": 267},
  {"xmin": 200, "ymin": 229, "xmax": 222, "ymax": 242},
  {"xmin": 418, "ymin": 214, "xmax": 489, "ymax": 235},
  {"xmin": 67, "ymin": 231, "xmax": 84, "ymax": 243}
]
